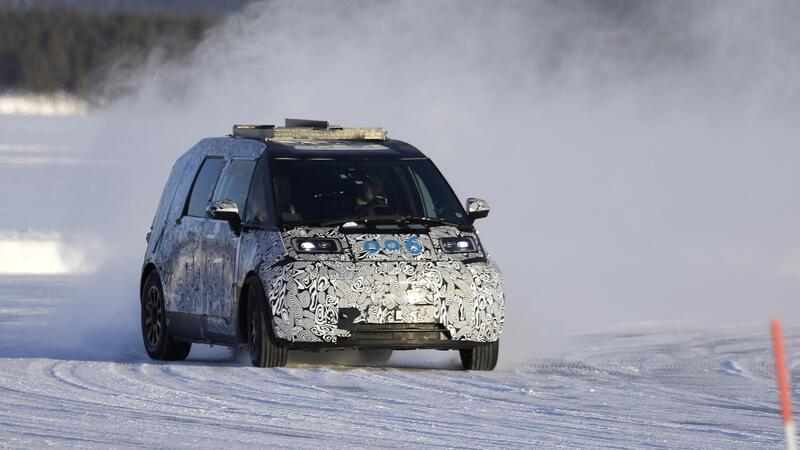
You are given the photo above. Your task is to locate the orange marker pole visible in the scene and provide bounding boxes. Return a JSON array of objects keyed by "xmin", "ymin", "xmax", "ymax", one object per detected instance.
[{"xmin": 772, "ymin": 318, "xmax": 797, "ymax": 450}]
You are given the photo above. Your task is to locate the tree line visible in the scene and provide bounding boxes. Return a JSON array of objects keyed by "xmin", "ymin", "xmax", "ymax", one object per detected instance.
[{"xmin": 0, "ymin": 8, "xmax": 215, "ymax": 96}]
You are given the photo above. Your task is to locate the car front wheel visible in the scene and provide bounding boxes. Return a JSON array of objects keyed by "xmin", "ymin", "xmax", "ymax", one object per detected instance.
[
  {"xmin": 247, "ymin": 277, "xmax": 288, "ymax": 368},
  {"xmin": 459, "ymin": 340, "xmax": 499, "ymax": 371}
]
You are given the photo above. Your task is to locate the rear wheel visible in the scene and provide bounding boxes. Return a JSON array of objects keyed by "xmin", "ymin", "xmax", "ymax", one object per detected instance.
[
  {"xmin": 459, "ymin": 340, "xmax": 499, "ymax": 371},
  {"xmin": 247, "ymin": 277, "xmax": 288, "ymax": 368},
  {"xmin": 141, "ymin": 271, "xmax": 191, "ymax": 361}
]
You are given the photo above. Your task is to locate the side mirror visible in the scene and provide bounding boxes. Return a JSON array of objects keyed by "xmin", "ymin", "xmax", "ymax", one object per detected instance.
[
  {"xmin": 209, "ymin": 200, "xmax": 241, "ymax": 228},
  {"xmin": 466, "ymin": 197, "xmax": 490, "ymax": 220}
]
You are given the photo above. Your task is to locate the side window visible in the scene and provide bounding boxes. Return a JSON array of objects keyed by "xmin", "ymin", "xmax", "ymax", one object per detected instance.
[
  {"xmin": 185, "ymin": 158, "xmax": 225, "ymax": 217},
  {"xmin": 406, "ymin": 163, "xmax": 465, "ymax": 222},
  {"xmin": 244, "ymin": 158, "xmax": 270, "ymax": 225},
  {"xmin": 211, "ymin": 159, "xmax": 256, "ymax": 216},
  {"xmin": 410, "ymin": 170, "xmax": 436, "ymax": 218}
]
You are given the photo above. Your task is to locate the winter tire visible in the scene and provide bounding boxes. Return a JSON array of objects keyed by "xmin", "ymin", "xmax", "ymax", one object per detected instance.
[
  {"xmin": 459, "ymin": 340, "xmax": 499, "ymax": 371},
  {"xmin": 141, "ymin": 271, "xmax": 192, "ymax": 361},
  {"xmin": 247, "ymin": 276, "xmax": 288, "ymax": 368}
]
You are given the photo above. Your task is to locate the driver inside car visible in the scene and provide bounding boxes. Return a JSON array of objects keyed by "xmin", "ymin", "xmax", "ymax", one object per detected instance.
[{"xmin": 354, "ymin": 178, "xmax": 391, "ymax": 216}]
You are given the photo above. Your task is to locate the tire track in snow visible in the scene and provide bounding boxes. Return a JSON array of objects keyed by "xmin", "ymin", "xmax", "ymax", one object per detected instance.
[{"xmin": 0, "ymin": 277, "xmax": 792, "ymax": 448}]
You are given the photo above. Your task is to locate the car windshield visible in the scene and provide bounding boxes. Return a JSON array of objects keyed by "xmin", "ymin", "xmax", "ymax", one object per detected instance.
[{"xmin": 269, "ymin": 158, "xmax": 470, "ymax": 226}]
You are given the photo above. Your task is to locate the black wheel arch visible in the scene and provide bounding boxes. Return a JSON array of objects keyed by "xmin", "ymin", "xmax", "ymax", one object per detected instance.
[
  {"xmin": 238, "ymin": 271, "xmax": 263, "ymax": 344},
  {"xmin": 140, "ymin": 262, "xmax": 158, "ymax": 299}
]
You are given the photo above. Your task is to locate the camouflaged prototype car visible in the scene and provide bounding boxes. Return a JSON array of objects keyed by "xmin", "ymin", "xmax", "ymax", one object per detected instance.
[{"xmin": 140, "ymin": 119, "xmax": 504, "ymax": 370}]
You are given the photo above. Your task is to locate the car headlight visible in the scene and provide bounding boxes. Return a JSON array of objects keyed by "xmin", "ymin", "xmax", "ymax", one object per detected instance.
[
  {"xmin": 292, "ymin": 238, "xmax": 342, "ymax": 253},
  {"xmin": 439, "ymin": 236, "xmax": 478, "ymax": 253}
]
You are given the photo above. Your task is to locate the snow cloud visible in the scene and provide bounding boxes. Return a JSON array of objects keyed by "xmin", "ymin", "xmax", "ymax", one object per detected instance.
[{"xmin": 7, "ymin": 0, "xmax": 800, "ymax": 363}]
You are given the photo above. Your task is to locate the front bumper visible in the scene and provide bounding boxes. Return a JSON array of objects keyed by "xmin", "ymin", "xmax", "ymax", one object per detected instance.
[
  {"xmin": 263, "ymin": 259, "xmax": 505, "ymax": 345},
  {"xmin": 289, "ymin": 323, "xmax": 485, "ymax": 350}
]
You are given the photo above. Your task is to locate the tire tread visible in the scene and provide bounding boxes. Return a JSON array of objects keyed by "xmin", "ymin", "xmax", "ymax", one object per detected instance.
[
  {"xmin": 247, "ymin": 276, "xmax": 287, "ymax": 368},
  {"xmin": 141, "ymin": 272, "xmax": 191, "ymax": 362},
  {"xmin": 459, "ymin": 340, "xmax": 499, "ymax": 371}
]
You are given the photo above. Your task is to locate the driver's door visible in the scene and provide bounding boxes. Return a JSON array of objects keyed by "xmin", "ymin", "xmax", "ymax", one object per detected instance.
[{"xmin": 201, "ymin": 158, "xmax": 257, "ymax": 339}]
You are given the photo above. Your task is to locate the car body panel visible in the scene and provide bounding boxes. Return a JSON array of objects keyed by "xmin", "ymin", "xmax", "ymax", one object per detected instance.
[{"xmin": 142, "ymin": 137, "xmax": 264, "ymax": 342}]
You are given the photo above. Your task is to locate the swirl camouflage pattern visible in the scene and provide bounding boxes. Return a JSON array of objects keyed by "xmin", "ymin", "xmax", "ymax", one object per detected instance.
[{"xmin": 253, "ymin": 226, "xmax": 505, "ymax": 343}]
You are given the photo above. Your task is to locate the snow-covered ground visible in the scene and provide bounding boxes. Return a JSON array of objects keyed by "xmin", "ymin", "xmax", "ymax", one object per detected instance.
[{"xmin": 0, "ymin": 276, "xmax": 794, "ymax": 449}]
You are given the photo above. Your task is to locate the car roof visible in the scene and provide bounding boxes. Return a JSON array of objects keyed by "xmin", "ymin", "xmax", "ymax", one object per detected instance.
[{"xmin": 258, "ymin": 137, "xmax": 427, "ymax": 160}]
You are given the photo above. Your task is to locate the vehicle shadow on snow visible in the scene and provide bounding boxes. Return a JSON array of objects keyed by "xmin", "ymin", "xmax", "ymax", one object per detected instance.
[
  {"xmin": 0, "ymin": 337, "xmax": 464, "ymax": 370},
  {"xmin": 181, "ymin": 345, "xmax": 465, "ymax": 370},
  {"xmin": 132, "ymin": 345, "xmax": 462, "ymax": 370},
  {"xmin": 285, "ymin": 348, "xmax": 464, "ymax": 370}
]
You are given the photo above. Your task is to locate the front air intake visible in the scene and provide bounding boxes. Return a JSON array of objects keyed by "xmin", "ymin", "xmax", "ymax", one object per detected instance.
[{"xmin": 345, "ymin": 323, "xmax": 451, "ymax": 342}]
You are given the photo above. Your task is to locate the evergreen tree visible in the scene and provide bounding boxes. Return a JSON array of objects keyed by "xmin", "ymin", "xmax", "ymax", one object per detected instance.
[{"xmin": 0, "ymin": 9, "xmax": 215, "ymax": 96}]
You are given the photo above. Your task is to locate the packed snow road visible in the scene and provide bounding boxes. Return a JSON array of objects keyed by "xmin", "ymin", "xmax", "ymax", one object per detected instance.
[{"xmin": 0, "ymin": 276, "xmax": 794, "ymax": 448}]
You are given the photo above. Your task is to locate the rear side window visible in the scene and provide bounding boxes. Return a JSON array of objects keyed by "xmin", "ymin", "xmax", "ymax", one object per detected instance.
[
  {"xmin": 211, "ymin": 159, "xmax": 256, "ymax": 216},
  {"xmin": 186, "ymin": 158, "xmax": 225, "ymax": 217}
]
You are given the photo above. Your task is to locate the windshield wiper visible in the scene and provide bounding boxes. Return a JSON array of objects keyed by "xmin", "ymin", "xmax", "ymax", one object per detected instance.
[
  {"xmin": 393, "ymin": 216, "xmax": 466, "ymax": 228},
  {"xmin": 331, "ymin": 215, "xmax": 467, "ymax": 229},
  {"xmin": 280, "ymin": 216, "xmax": 371, "ymax": 228},
  {"xmin": 279, "ymin": 218, "xmax": 331, "ymax": 228},
  {"xmin": 283, "ymin": 215, "xmax": 469, "ymax": 230}
]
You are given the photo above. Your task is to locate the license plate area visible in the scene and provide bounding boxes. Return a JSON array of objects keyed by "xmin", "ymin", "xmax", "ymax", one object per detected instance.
[
  {"xmin": 368, "ymin": 305, "xmax": 437, "ymax": 323},
  {"xmin": 346, "ymin": 323, "xmax": 450, "ymax": 342}
]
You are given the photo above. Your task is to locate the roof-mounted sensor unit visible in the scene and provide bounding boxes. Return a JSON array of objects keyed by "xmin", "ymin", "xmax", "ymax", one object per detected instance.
[
  {"xmin": 231, "ymin": 124, "xmax": 275, "ymax": 139},
  {"xmin": 284, "ymin": 118, "xmax": 329, "ymax": 128},
  {"xmin": 232, "ymin": 119, "xmax": 386, "ymax": 141}
]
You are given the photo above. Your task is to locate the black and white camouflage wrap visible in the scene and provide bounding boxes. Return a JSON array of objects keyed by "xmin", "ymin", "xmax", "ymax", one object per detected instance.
[
  {"xmin": 250, "ymin": 226, "xmax": 504, "ymax": 343},
  {"xmin": 143, "ymin": 137, "xmax": 505, "ymax": 345}
]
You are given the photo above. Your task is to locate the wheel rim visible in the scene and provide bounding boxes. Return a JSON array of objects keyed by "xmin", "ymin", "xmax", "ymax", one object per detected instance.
[{"xmin": 144, "ymin": 285, "xmax": 163, "ymax": 349}]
